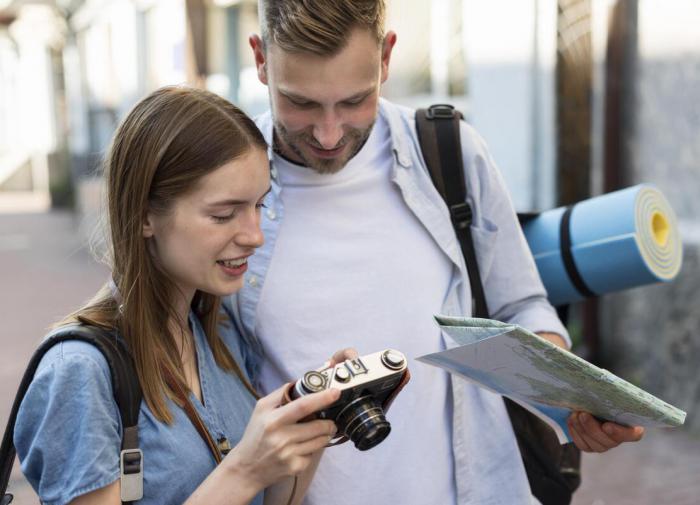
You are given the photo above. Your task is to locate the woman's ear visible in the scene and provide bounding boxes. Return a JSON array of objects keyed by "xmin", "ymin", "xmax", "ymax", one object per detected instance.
[{"xmin": 143, "ymin": 213, "xmax": 155, "ymax": 238}]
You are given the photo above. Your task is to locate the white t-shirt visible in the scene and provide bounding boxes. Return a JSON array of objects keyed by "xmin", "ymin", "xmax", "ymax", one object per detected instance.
[{"xmin": 255, "ymin": 115, "xmax": 457, "ymax": 504}]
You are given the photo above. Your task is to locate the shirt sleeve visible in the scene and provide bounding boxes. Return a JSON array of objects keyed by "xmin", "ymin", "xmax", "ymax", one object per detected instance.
[
  {"xmin": 14, "ymin": 340, "xmax": 122, "ymax": 505},
  {"xmin": 459, "ymin": 121, "xmax": 571, "ymax": 347}
]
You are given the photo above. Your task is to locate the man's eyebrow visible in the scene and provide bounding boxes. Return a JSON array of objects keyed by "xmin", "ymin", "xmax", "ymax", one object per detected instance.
[
  {"xmin": 340, "ymin": 88, "xmax": 375, "ymax": 102},
  {"xmin": 206, "ymin": 186, "xmax": 272, "ymax": 207},
  {"xmin": 279, "ymin": 87, "xmax": 374, "ymax": 104}
]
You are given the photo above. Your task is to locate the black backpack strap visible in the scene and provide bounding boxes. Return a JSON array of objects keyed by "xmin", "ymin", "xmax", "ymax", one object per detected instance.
[
  {"xmin": 416, "ymin": 104, "xmax": 581, "ymax": 504},
  {"xmin": 415, "ymin": 104, "xmax": 489, "ymax": 318},
  {"xmin": 0, "ymin": 324, "xmax": 143, "ymax": 504}
]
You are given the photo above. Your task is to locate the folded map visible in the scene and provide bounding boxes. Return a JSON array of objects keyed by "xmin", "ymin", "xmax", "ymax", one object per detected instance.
[{"xmin": 417, "ymin": 316, "xmax": 686, "ymax": 443}]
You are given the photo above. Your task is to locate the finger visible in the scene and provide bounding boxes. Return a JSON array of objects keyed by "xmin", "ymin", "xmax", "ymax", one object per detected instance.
[
  {"xmin": 567, "ymin": 414, "xmax": 592, "ymax": 452},
  {"xmin": 281, "ymin": 419, "xmax": 337, "ymax": 444},
  {"xmin": 256, "ymin": 382, "xmax": 292, "ymax": 410},
  {"xmin": 602, "ymin": 422, "xmax": 645, "ymax": 444},
  {"xmin": 577, "ymin": 412, "xmax": 619, "ymax": 450},
  {"xmin": 570, "ymin": 413, "xmax": 608, "ymax": 452},
  {"xmin": 328, "ymin": 347, "xmax": 360, "ymax": 367},
  {"xmin": 292, "ymin": 432, "xmax": 336, "ymax": 456},
  {"xmin": 276, "ymin": 388, "xmax": 341, "ymax": 424}
]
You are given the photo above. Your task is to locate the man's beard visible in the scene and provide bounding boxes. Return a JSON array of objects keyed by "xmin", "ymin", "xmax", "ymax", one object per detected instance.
[{"xmin": 273, "ymin": 120, "xmax": 374, "ymax": 175}]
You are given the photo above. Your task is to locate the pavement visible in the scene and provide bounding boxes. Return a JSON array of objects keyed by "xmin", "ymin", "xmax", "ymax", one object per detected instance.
[{"xmin": 1, "ymin": 198, "xmax": 698, "ymax": 504}]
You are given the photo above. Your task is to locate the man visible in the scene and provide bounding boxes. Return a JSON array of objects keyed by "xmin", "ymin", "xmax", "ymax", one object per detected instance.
[{"xmin": 228, "ymin": 1, "xmax": 644, "ymax": 503}]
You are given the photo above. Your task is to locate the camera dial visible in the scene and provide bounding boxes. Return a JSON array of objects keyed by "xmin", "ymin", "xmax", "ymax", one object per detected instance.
[{"xmin": 301, "ymin": 371, "xmax": 327, "ymax": 393}]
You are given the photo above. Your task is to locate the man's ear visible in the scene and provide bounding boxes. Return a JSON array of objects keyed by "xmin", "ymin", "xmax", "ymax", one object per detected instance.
[
  {"xmin": 380, "ymin": 31, "xmax": 397, "ymax": 84},
  {"xmin": 143, "ymin": 213, "xmax": 155, "ymax": 238},
  {"xmin": 249, "ymin": 34, "xmax": 268, "ymax": 85}
]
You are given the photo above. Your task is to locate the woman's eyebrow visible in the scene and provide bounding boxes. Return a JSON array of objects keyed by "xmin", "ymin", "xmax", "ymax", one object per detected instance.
[{"xmin": 206, "ymin": 187, "xmax": 272, "ymax": 207}]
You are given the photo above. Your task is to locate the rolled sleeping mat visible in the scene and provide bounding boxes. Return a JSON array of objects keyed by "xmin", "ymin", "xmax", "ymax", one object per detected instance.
[{"xmin": 523, "ymin": 184, "xmax": 682, "ymax": 307}]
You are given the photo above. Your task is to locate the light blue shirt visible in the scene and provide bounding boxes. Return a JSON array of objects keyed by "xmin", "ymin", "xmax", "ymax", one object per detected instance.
[
  {"xmin": 14, "ymin": 312, "xmax": 263, "ymax": 505},
  {"xmin": 226, "ymin": 98, "xmax": 570, "ymax": 505}
]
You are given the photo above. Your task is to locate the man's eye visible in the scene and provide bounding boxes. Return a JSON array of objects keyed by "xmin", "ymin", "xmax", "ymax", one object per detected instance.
[
  {"xmin": 343, "ymin": 97, "xmax": 366, "ymax": 107},
  {"xmin": 288, "ymin": 97, "xmax": 314, "ymax": 108},
  {"xmin": 212, "ymin": 213, "xmax": 235, "ymax": 223}
]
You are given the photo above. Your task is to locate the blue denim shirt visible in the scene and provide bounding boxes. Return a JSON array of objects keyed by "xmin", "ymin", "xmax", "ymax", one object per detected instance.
[
  {"xmin": 14, "ymin": 313, "xmax": 263, "ymax": 505},
  {"xmin": 226, "ymin": 98, "xmax": 569, "ymax": 505}
]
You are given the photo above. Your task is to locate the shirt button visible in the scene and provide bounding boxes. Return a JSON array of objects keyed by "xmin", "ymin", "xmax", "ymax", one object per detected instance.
[
  {"xmin": 266, "ymin": 208, "xmax": 277, "ymax": 220},
  {"xmin": 270, "ymin": 166, "xmax": 278, "ymax": 179},
  {"xmin": 248, "ymin": 275, "xmax": 258, "ymax": 287}
]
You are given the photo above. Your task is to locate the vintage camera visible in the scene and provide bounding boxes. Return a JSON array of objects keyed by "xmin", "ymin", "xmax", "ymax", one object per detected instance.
[{"xmin": 285, "ymin": 349, "xmax": 410, "ymax": 451}]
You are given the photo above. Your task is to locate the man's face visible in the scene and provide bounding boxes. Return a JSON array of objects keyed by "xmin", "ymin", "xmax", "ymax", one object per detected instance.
[{"xmin": 251, "ymin": 28, "xmax": 396, "ymax": 174}]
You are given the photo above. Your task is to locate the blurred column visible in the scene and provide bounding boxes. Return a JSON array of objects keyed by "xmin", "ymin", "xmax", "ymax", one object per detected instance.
[
  {"xmin": 431, "ymin": 0, "xmax": 466, "ymax": 98},
  {"xmin": 186, "ymin": 0, "xmax": 208, "ymax": 87},
  {"xmin": 430, "ymin": 0, "xmax": 450, "ymax": 98},
  {"xmin": 556, "ymin": 0, "xmax": 598, "ymax": 358},
  {"xmin": 556, "ymin": 0, "xmax": 593, "ymax": 206},
  {"xmin": 9, "ymin": 3, "xmax": 65, "ymax": 198},
  {"xmin": 603, "ymin": 0, "xmax": 637, "ymax": 192},
  {"xmin": 0, "ymin": 17, "xmax": 21, "ymax": 183}
]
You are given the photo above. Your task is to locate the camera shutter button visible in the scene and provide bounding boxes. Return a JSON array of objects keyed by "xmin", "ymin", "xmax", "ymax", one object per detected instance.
[
  {"xmin": 381, "ymin": 350, "xmax": 405, "ymax": 370},
  {"xmin": 335, "ymin": 366, "xmax": 351, "ymax": 383}
]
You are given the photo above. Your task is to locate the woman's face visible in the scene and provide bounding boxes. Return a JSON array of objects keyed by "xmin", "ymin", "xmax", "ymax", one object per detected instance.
[{"xmin": 144, "ymin": 148, "xmax": 271, "ymax": 300}]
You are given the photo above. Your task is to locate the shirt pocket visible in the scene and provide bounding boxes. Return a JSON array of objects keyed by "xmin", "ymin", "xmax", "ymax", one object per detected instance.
[{"xmin": 469, "ymin": 218, "xmax": 499, "ymax": 280}]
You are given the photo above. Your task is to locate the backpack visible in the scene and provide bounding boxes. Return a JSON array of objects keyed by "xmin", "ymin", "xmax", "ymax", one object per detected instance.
[
  {"xmin": 0, "ymin": 324, "xmax": 144, "ymax": 505},
  {"xmin": 415, "ymin": 104, "xmax": 582, "ymax": 505}
]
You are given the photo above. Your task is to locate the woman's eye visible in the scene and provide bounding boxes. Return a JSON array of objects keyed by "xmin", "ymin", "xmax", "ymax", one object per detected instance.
[{"xmin": 255, "ymin": 202, "xmax": 268, "ymax": 210}]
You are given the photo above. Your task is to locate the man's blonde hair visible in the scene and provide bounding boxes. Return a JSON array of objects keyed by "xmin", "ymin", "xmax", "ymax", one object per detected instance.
[{"xmin": 259, "ymin": 0, "xmax": 386, "ymax": 55}]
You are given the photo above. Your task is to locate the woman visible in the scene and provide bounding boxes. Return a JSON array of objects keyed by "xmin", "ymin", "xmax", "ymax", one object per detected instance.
[{"xmin": 14, "ymin": 86, "xmax": 350, "ymax": 505}]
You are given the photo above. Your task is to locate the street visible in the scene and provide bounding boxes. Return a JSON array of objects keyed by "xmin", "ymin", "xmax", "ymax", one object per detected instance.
[{"xmin": 1, "ymin": 204, "xmax": 698, "ymax": 504}]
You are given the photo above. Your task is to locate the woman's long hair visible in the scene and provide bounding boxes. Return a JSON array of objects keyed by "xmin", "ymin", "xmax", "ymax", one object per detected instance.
[{"xmin": 61, "ymin": 86, "xmax": 266, "ymax": 423}]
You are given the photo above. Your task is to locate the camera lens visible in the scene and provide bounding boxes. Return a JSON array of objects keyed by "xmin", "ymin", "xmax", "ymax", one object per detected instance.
[{"xmin": 335, "ymin": 395, "xmax": 391, "ymax": 451}]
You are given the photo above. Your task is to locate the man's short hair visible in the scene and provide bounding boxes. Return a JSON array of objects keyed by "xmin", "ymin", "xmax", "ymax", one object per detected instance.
[{"xmin": 258, "ymin": 0, "xmax": 386, "ymax": 56}]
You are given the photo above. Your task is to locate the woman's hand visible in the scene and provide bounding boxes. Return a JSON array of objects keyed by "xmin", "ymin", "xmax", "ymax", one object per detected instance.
[{"xmin": 224, "ymin": 383, "xmax": 341, "ymax": 497}]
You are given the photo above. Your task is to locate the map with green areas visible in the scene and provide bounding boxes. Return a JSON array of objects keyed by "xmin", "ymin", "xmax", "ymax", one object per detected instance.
[{"xmin": 417, "ymin": 316, "xmax": 686, "ymax": 443}]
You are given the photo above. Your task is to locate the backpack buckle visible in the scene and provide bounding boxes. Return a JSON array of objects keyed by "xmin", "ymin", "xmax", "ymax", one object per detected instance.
[
  {"xmin": 426, "ymin": 104, "xmax": 457, "ymax": 120},
  {"xmin": 450, "ymin": 202, "xmax": 473, "ymax": 230},
  {"xmin": 120, "ymin": 448, "xmax": 143, "ymax": 501}
]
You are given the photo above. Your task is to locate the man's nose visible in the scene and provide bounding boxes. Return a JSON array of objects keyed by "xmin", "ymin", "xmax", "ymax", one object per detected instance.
[{"xmin": 313, "ymin": 111, "xmax": 344, "ymax": 149}]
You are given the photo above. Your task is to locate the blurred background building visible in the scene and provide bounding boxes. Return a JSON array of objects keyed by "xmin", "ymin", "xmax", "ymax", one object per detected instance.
[{"xmin": 0, "ymin": 0, "xmax": 698, "ymax": 503}]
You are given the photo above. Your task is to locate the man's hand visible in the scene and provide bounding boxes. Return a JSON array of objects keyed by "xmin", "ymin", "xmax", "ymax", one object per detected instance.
[
  {"xmin": 567, "ymin": 411, "xmax": 645, "ymax": 453},
  {"xmin": 536, "ymin": 331, "xmax": 568, "ymax": 349}
]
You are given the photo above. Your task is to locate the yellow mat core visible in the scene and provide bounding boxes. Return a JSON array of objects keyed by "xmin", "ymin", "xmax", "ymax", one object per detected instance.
[{"xmin": 651, "ymin": 211, "xmax": 670, "ymax": 247}]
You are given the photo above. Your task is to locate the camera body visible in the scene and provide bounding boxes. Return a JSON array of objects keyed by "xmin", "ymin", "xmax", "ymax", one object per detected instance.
[{"xmin": 286, "ymin": 349, "xmax": 410, "ymax": 451}]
